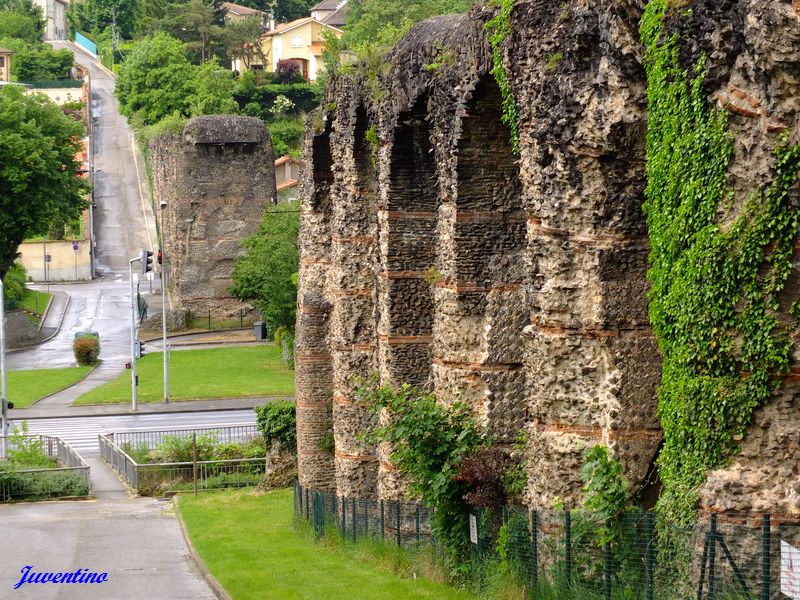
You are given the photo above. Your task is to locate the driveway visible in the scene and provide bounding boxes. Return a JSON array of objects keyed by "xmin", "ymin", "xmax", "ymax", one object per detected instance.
[{"xmin": 0, "ymin": 499, "xmax": 216, "ymax": 599}]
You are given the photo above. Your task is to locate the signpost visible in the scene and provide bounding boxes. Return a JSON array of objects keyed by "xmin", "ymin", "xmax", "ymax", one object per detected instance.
[{"xmin": 72, "ymin": 241, "xmax": 79, "ymax": 280}]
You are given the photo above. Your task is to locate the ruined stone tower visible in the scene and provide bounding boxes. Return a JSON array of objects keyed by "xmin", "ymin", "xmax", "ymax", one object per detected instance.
[{"xmin": 150, "ymin": 115, "xmax": 277, "ymax": 316}]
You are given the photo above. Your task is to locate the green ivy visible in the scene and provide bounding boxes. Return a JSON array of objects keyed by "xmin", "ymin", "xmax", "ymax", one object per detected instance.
[
  {"xmin": 485, "ymin": 0, "xmax": 520, "ymax": 154},
  {"xmin": 641, "ymin": 0, "xmax": 800, "ymax": 523},
  {"xmin": 357, "ymin": 376, "xmax": 485, "ymax": 575},
  {"xmin": 581, "ymin": 445, "xmax": 631, "ymax": 545}
]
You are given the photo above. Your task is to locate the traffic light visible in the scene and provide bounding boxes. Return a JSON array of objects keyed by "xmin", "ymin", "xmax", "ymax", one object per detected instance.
[
  {"xmin": 157, "ymin": 248, "xmax": 163, "ymax": 265},
  {"xmin": 141, "ymin": 249, "xmax": 154, "ymax": 274},
  {"xmin": 136, "ymin": 340, "xmax": 146, "ymax": 359}
]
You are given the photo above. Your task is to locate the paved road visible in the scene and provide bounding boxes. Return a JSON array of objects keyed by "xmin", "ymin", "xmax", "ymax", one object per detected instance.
[
  {"xmin": 0, "ymin": 499, "xmax": 216, "ymax": 599},
  {"xmin": 11, "ymin": 409, "xmax": 257, "ymax": 455},
  {"xmin": 7, "ymin": 42, "xmax": 157, "ymax": 373}
]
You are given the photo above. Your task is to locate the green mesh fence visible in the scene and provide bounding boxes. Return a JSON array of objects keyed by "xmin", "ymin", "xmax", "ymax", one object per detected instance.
[{"xmin": 293, "ymin": 482, "xmax": 800, "ymax": 600}]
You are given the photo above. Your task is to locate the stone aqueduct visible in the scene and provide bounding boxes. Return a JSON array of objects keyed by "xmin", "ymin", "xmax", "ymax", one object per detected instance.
[{"xmin": 295, "ymin": 1, "xmax": 800, "ymax": 513}]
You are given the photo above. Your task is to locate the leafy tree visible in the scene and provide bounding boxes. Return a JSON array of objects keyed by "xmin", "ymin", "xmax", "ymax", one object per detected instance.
[
  {"xmin": 68, "ymin": 0, "xmax": 137, "ymax": 39},
  {"xmin": 0, "ymin": 10, "xmax": 41, "ymax": 44},
  {"xmin": 228, "ymin": 0, "xmax": 314, "ymax": 22},
  {"xmin": 170, "ymin": 0, "xmax": 223, "ymax": 63},
  {"xmin": 0, "ymin": 37, "xmax": 75, "ymax": 81},
  {"xmin": 2, "ymin": 263, "xmax": 27, "ymax": 303},
  {"xmin": 222, "ymin": 15, "xmax": 265, "ymax": 70},
  {"xmin": 343, "ymin": 0, "xmax": 470, "ymax": 47},
  {"xmin": 230, "ymin": 200, "xmax": 299, "ymax": 335},
  {"xmin": 273, "ymin": 0, "xmax": 315, "ymax": 22},
  {"xmin": 0, "ymin": 86, "xmax": 89, "ymax": 279},
  {"xmin": 189, "ymin": 57, "xmax": 238, "ymax": 115},
  {"xmin": 116, "ymin": 32, "xmax": 194, "ymax": 125},
  {"xmin": 0, "ymin": 0, "xmax": 43, "ymax": 37}
]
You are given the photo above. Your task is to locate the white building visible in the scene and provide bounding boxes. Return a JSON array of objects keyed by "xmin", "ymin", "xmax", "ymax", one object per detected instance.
[{"xmin": 33, "ymin": 0, "xmax": 68, "ymax": 41}]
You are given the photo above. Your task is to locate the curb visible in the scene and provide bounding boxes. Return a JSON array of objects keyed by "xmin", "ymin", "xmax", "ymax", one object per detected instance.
[
  {"xmin": 24, "ymin": 361, "xmax": 102, "ymax": 408},
  {"xmin": 36, "ymin": 293, "xmax": 54, "ymax": 334},
  {"xmin": 172, "ymin": 497, "xmax": 233, "ymax": 600}
]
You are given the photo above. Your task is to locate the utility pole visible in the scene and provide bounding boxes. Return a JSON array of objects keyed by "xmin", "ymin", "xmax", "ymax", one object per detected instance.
[
  {"xmin": 129, "ymin": 257, "xmax": 139, "ymax": 411},
  {"xmin": 111, "ymin": 5, "xmax": 119, "ymax": 70},
  {"xmin": 0, "ymin": 278, "xmax": 7, "ymax": 456}
]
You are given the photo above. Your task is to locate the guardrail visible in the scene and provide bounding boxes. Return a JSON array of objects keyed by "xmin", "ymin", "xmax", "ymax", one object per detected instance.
[
  {"xmin": 104, "ymin": 423, "xmax": 259, "ymax": 449},
  {"xmin": 0, "ymin": 435, "xmax": 91, "ymax": 501},
  {"xmin": 99, "ymin": 424, "xmax": 265, "ymax": 495},
  {"xmin": 22, "ymin": 79, "xmax": 84, "ymax": 89}
]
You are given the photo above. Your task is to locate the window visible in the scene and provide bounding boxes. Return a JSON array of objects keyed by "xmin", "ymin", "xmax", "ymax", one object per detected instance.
[
  {"xmin": 0, "ymin": 57, "xmax": 5, "ymax": 68},
  {"xmin": 291, "ymin": 36, "xmax": 303, "ymax": 48}
]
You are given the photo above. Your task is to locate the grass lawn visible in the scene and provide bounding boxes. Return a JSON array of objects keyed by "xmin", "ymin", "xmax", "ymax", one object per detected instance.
[
  {"xmin": 73, "ymin": 345, "xmax": 294, "ymax": 405},
  {"xmin": 19, "ymin": 289, "xmax": 51, "ymax": 316},
  {"xmin": 177, "ymin": 488, "xmax": 476, "ymax": 600},
  {"xmin": 8, "ymin": 366, "xmax": 93, "ymax": 408}
]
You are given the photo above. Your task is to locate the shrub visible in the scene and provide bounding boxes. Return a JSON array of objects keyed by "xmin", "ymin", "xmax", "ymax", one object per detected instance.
[
  {"xmin": 359, "ymin": 377, "xmax": 485, "ymax": 575},
  {"xmin": 255, "ymin": 401, "xmax": 296, "ymax": 453},
  {"xmin": 275, "ymin": 59, "xmax": 303, "ymax": 84},
  {"xmin": 3, "ymin": 263, "xmax": 27, "ymax": 304},
  {"xmin": 7, "ymin": 422, "xmax": 56, "ymax": 468},
  {"xmin": 73, "ymin": 335, "xmax": 100, "ymax": 365}
]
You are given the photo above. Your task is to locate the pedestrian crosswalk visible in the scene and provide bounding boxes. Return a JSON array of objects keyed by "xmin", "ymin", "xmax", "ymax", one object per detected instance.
[
  {"xmin": 9, "ymin": 410, "xmax": 257, "ymax": 456},
  {"xmin": 9, "ymin": 417, "xmax": 105, "ymax": 455}
]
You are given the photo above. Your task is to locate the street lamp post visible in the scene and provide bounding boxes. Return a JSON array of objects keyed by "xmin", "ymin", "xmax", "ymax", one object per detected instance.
[
  {"xmin": 0, "ymin": 278, "xmax": 7, "ymax": 455},
  {"xmin": 129, "ymin": 256, "xmax": 141, "ymax": 411}
]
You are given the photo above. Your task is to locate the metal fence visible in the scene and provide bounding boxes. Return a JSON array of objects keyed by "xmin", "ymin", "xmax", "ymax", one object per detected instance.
[
  {"xmin": 100, "ymin": 425, "xmax": 265, "ymax": 496},
  {"xmin": 295, "ymin": 481, "xmax": 434, "ymax": 547},
  {"xmin": 185, "ymin": 308, "xmax": 259, "ymax": 331},
  {"xmin": 0, "ymin": 435, "xmax": 91, "ymax": 501},
  {"xmin": 294, "ymin": 483, "xmax": 800, "ymax": 600},
  {"xmin": 104, "ymin": 424, "xmax": 260, "ymax": 449}
]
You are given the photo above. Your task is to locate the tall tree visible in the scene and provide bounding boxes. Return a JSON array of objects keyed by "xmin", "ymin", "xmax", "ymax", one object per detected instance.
[
  {"xmin": 0, "ymin": 0, "xmax": 43, "ymax": 37},
  {"xmin": 230, "ymin": 200, "xmax": 299, "ymax": 335},
  {"xmin": 68, "ymin": 0, "xmax": 137, "ymax": 40},
  {"xmin": 115, "ymin": 32, "xmax": 194, "ymax": 124},
  {"xmin": 0, "ymin": 86, "xmax": 89, "ymax": 279},
  {"xmin": 343, "ymin": 0, "xmax": 470, "ymax": 46},
  {"xmin": 222, "ymin": 15, "xmax": 265, "ymax": 70},
  {"xmin": 189, "ymin": 58, "xmax": 238, "ymax": 115}
]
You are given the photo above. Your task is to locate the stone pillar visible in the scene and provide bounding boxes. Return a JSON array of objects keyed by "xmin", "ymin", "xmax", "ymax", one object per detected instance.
[
  {"xmin": 330, "ymin": 105, "xmax": 380, "ymax": 498},
  {"xmin": 432, "ymin": 76, "xmax": 527, "ymax": 444},
  {"xmin": 295, "ymin": 119, "xmax": 336, "ymax": 491},
  {"xmin": 510, "ymin": 1, "xmax": 659, "ymax": 508}
]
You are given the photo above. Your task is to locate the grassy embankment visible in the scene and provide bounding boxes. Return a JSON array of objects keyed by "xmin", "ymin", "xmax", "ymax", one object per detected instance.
[
  {"xmin": 177, "ymin": 488, "xmax": 476, "ymax": 600},
  {"xmin": 8, "ymin": 366, "xmax": 93, "ymax": 408}
]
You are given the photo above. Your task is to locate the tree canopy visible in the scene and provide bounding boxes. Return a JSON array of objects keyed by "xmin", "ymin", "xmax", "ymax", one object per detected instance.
[
  {"xmin": 116, "ymin": 32, "xmax": 195, "ymax": 125},
  {"xmin": 0, "ymin": 86, "xmax": 90, "ymax": 279},
  {"xmin": 342, "ymin": 0, "xmax": 471, "ymax": 47},
  {"xmin": 230, "ymin": 200, "xmax": 299, "ymax": 334}
]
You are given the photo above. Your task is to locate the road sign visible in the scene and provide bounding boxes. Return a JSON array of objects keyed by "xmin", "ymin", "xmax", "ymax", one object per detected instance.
[
  {"xmin": 469, "ymin": 514, "xmax": 478, "ymax": 545},
  {"xmin": 782, "ymin": 540, "xmax": 800, "ymax": 599},
  {"xmin": 146, "ymin": 272, "xmax": 154, "ymax": 281},
  {"xmin": 72, "ymin": 242, "xmax": 79, "ymax": 251},
  {"xmin": 44, "ymin": 254, "xmax": 52, "ymax": 263}
]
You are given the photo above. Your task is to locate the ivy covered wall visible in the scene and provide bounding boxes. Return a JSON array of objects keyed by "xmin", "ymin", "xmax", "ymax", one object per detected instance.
[{"xmin": 641, "ymin": 0, "xmax": 800, "ymax": 522}]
